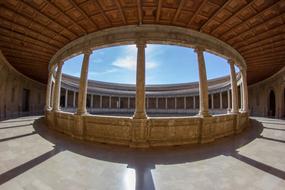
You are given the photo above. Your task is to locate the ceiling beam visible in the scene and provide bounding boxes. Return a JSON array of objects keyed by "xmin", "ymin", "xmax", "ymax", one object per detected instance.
[
  {"xmin": 187, "ymin": 0, "xmax": 208, "ymax": 27},
  {"xmin": 210, "ymin": 0, "xmax": 256, "ymax": 35},
  {"xmin": 156, "ymin": 0, "xmax": 162, "ymax": 22},
  {"xmin": 0, "ymin": 26, "xmax": 59, "ymax": 51},
  {"xmin": 114, "ymin": 0, "xmax": 126, "ymax": 24},
  {"xmin": 219, "ymin": 1, "xmax": 281, "ymax": 38},
  {"xmin": 19, "ymin": 0, "xmax": 77, "ymax": 39},
  {"xmin": 137, "ymin": 0, "xmax": 142, "ymax": 25},
  {"xmin": 42, "ymin": 0, "xmax": 87, "ymax": 35},
  {"xmin": 227, "ymin": 13, "xmax": 285, "ymax": 45},
  {"xmin": 69, "ymin": 0, "xmax": 98, "ymax": 29},
  {"xmin": 0, "ymin": 5, "xmax": 69, "ymax": 43},
  {"xmin": 94, "ymin": 0, "xmax": 112, "ymax": 26},
  {"xmin": 200, "ymin": 0, "xmax": 232, "ymax": 32},
  {"xmin": 172, "ymin": 0, "xmax": 184, "ymax": 22},
  {"xmin": 234, "ymin": 25, "xmax": 285, "ymax": 49},
  {"xmin": 0, "ymin": 16, "xmax": 62, "ymax": 49}
]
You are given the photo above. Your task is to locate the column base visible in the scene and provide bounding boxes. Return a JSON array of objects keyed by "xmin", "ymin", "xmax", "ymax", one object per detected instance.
[
  {"xmin": 197, "ymin": 111, "xmax": 212, "ymax": 117},
  {"xmin": 132, "ymin": 111, "xmax": 147, "ymax": 119}
]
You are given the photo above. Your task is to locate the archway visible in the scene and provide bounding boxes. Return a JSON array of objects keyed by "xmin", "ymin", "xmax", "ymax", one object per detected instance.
[{"xmin": 268, "ymin": 90, "xmax": 276, "ymax": 117}]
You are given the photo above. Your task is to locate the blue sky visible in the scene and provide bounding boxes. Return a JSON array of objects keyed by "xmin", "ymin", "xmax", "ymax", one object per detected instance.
[{"xmin": 63, "ymin": 44, "xmax": 236, "ymax": 84}]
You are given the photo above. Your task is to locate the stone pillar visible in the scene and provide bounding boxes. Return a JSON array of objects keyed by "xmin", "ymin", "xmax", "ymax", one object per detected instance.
[
  {"xmin": 52, "ymin": 61, "xmax": 63, "ymax": 111},
  {"xmin": 73, "ymin": 91, "xmax": 76, "ymax": 108},
  {"xmin": 100, "ymin": 95, "xmax": 102, "ymax": 108},
  {"xmin": 165, "ymin": 97, "xmax": 168, "ymax": 109},
  {"xmin": 128, "ymin": 97, "xmax": 130, "ymax": 109},
  {"xmin": 76, "ymin": 49, "xmax": 92, "ymax": 115},
  {"xmin": 241, "ymin": 69, "xmax": 248, "ymax": 112},
  {"xmin": 174, "ymin": 97, "xmax": 177, "ymax": 109},
  {"xmin": 229, "ymin": 59, "xmax": 238, "ymax": 113},
  {"xmin": 45, "ymin": 66, "xmax": 55, "ymax": 111},
  {"xmin": 227, "ymin": 90, "xmax": 231, "ymax": 111},
  {"xmin": 195, "ymin": 47, "xmax": 210, "ymax": 117},
  {"xmin": 90, "ymin": 94, "xmax": 93, "ymax": 108},
  {"xmin": 220, "ymin": 92, "xmax": 223, "ymax": 109},
  {"xmin": 65, "ymin": 89, "xmax": 68, "ymax": 108},
  {"xmin": 109, "ymin": 96, "xmax": 111, "ymax": 109},
  {"xmin": 156, "ymin": 98, "xmax": 158, "ymax": 109},
  {"xmin": 184, "ymin": 97, "xmax": 186, "ymax": 109},
  {"xmin": 133, "ymin": 40, "xmax": 147, "ymax": 119},
  {"xmin": 211, "ymin": 94, "xmax": 214, "ymax": 109},
  {"xmin": 193, "ymin": 96, "xmax": 196, "ymax": 109},
  {"xmin": 118, "ymin": 97, "xmax": 121, "ymax": 109}
]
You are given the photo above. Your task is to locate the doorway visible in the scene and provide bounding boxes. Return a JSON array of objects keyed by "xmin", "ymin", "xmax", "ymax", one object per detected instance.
[
  {"xmin": 268, "ymin": 90, "xmax": 276, "ymax": 117},
  {"xmin": 22, "ymin": 89, "xmax": 30, "ymax": 112}
]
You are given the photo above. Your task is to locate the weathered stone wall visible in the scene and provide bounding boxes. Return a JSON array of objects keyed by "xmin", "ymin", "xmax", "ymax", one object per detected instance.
[
  {"xmin": 0, "ymin": 51, "xmax": 46, "ymax": 120},
  {"xmin": 46, "ymin": 110, "xmax": 248, "ymax": 147},
  {"xmin": 248, "ymin": 67, "xmax": 285, "ymax": 118}
]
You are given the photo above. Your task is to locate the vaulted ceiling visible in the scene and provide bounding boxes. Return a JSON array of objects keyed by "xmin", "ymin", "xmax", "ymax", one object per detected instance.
[{"xmin": 0, "ymin": 0, "xmax": 284, "ymax": 84}]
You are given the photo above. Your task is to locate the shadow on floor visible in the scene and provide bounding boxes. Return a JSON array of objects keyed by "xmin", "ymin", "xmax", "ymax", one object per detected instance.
[{"xmin": 1, "ymin": 117, "xmax": 284, "ymax": 188}]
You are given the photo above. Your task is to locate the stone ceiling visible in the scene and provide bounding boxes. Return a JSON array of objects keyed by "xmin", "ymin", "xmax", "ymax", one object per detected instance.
[{"xmin": 0, "ymin": 0, "xmax": 284, "ymax": 84}]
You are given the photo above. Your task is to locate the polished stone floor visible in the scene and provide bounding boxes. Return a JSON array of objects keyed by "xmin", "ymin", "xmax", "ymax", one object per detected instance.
[{"xmin": 0, "ymin": 116, "xmax": 284, "ymax": 190}]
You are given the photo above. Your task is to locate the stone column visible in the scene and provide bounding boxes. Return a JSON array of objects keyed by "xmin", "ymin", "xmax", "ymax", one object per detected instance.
[
  {"xmin": 193, "ymin": 96, "xmax": 196, "ymax": 109},
  {"xmin": 52, "ymin": 61, "xmax": 63, "ymax": 111},
  {"xmin": 220, "ymin": 92, "xmax": 223, "ymax": 109},
  {"xmin": 229, "ymin": 59, "xmax": 238, "ymax": 113},
  {"xmin": 76, "ymin": 49, "xmax": 92, "ymax": 115},
  {"xmin": 45, "ymin": 66, "xmax": 55, "ymax": 111},
  {"xmin": 195, "ymin": 47, "xmax": 210, "ymax": 117},
  {"xmin": 109, "ymin": 96, "xmax": 111, "ymax": 109},
  {"xmin": 184, "ymin": 97, "xmax": 186, "ymax": 109},
  {"xmin": 128, "ymin": 97, "xmax": 130, "ymax": 109},
  {"xmin": 241, "ymin": 69, "xmax": 248, "ymax": 112},
  {"xmin": 133, "ymin": 40, "xmax": 147, "ymax": 119},
  {"xmin": 211, "ymin": 94, "xmax": 214, "ymax": 109},
  {"xmin": 90, "ymin": 94, "xmax": 93, "ymax": 108},
  {"xmin": 73, "ymin": 91, "xmax": 76, "ymax": 108},
  {"xmin": 118, "ymin": 97, "xmax": 121, "ymax": 109},
  {"xmin": 227, "ymin": 90, "xmax": 231, "ymax": 111},
  {"xmin": 65, "ymin": 89, "xmax": 68, "ymax": 108},
  {"xmin": 174, "ymin": 97, "xmax": 177, "ymax": 109},
  {"xmin": 156, "ymin": 98, "xmax": 158, "ymax": 109},
  {"xmin": 165, "ymin": 97, "xmax": 168, "ymax": 109},
  {"xmin": 100, "ymin": 95, "xmax": 102, "ymax": 108}
]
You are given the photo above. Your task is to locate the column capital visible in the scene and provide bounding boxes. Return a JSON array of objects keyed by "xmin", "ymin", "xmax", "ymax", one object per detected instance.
[
  {"xmin": 136, "ymin": 39, "xmax": 147, "ymax": 48},
  {"xmin": 82, "ymin": 48, "xmax": 92, "ymax": 55},
  {"xmin": 227, "ymin": 59, "xmax": 235, "ymax": 65},
  {"xmin": 194, "ymin": 46, "xmax": 205, "ymax": 53}
]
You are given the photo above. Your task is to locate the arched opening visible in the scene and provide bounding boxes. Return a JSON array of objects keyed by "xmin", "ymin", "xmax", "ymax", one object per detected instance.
[{"xmin": 268, "ymin": 90, "xmax": 276, "ymax": 117}]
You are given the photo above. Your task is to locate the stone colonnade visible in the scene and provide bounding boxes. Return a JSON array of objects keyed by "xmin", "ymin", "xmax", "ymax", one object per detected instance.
[{"xmin": 46, "ymin": 41, "xmax": 248, "ymax": 118}]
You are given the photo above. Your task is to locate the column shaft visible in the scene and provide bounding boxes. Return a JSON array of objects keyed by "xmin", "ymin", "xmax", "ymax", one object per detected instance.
[
  {"xmin": 65, "ymin": 89, "xmax": 68, "ymax": 108},
  {"xmin": 241, "ymin": 69, "xmax": 248, "ymax": 112},
  {"xmin": 133, "ymin": 41, "xmax": 147, "ymax": 119},
  {"xmin": 45, "ymin": 67, "xmax": 54, "ymax": 110},
  {"xmin": 229, "ymin": 60, "xmax": 238, "ymax": 113},
  {"xmin": 52, "ymin": 62, "xmax": 63, "ymax": 111},
  {"xmin": 220, "ymin": 92, "xmax": 223, "ymax": 109},
  {"xmin": 195, "ymin": 47, "xmax": 210, "ymax": 117},
  {"xmin": 76, "ymin": 50, "xmax": 92, "ymax": 115},
  {"xmin": 73, "ymin": 91, "xmax": 76, "ymax": 108}
]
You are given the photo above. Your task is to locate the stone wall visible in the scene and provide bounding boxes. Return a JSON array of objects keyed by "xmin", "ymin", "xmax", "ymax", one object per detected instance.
[
  {"xmin": 0, "ymin": 51, "xmax": 46, "ymax": 120},
  {"xmin": 46, "ymin": 110, "xmax": 248, "ymax": 147},
  {"xmin": 248, "ymin": 67, "xmax": 285, "ymax": 118}
]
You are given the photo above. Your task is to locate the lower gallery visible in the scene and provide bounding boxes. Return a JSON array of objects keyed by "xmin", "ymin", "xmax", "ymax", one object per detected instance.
[{"xmin": 0, "ymin": 1, "xmax": 284, "ymax": 189}]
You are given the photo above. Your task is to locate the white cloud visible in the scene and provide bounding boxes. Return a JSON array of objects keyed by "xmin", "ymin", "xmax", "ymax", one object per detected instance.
[
  {"xmin": 89, "ymin": 68, "xmax": 118, "ymax": 76},
  {"xmin": 111, "ymin": 45, "xmax": 160, "ymax": 71}
]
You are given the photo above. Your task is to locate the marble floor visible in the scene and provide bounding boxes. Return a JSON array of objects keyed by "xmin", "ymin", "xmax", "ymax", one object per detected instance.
[{"xmin": 0, "ymin": 116, "xmax": 284, "ymax": 190}]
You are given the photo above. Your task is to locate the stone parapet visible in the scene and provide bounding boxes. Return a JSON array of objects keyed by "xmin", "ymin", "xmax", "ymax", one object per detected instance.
[{"xmin": 46, "ymin": 110, "xmax": 249, "ymax": 148}]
